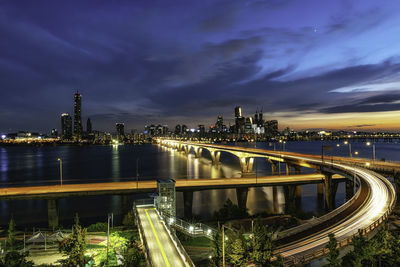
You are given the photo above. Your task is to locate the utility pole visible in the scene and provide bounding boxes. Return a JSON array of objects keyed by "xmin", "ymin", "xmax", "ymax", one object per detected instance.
[
  {"xmin": 57, "ymin": 158, "xmax": 63, "ymax": 186},
  {"xmin": 106, "ymin": 214, "xmax": 110, "ymax": 267},
  {"xmin": 136, "ymin": 158, "xmax": 139, "ymax": 189}
]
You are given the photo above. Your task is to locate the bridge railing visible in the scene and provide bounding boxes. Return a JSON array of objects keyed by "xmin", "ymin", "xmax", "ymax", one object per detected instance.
[
  {"xmin": 283, "ymin": 170, "xmax": 396, "ymax": 266},
  {"xmin": 276, "ymin": 171, "xmax": 362, "ymax": 240},
  {"xmin": 158, "ymin": 211, "xmax": 217, "ymax": 239},
  {"xmin": 133, "ymin": 203, "xmax": 154, "ymax": 267}
]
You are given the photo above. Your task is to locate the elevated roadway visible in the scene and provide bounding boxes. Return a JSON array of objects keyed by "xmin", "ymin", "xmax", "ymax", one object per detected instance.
[
  {"xmin": 161, "ymin": 140, "xmax": 396, "ymax": 264},
  {"xmin": 0, "ymin": 174, "xmax": 344, "ymax": 200},
  {"xmin": 137, "ymin": 207, "xmax": 187, "ymax": 267}
]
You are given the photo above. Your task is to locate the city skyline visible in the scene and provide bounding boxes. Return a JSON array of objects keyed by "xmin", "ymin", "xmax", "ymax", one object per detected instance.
[{"xmin": 1, "ymin": 1, "xmax": 400, "ymax": 132}]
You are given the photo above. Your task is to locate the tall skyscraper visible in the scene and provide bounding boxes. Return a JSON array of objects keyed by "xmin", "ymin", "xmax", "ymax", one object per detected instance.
[
  {"xmin": 61, "ymin": 113, "xmax": 72, "ymax": 139},
  {"xmin": 87, "ymin": 118, "xmax": 92, "ymax": 133},
  {"xmin": 73, "ymin": 92, "xmax": 82, "ymax": 138},
  {"xmin": 116, "ymin": 123, "xmax": 125, "ymax": 141},
  {"xmin": 234, "ymin": 106, "xmax": 242, "ymax": 118},
  {"xmin": 215, "ymin": 115, "xmax": 223, "ymax": 132}
]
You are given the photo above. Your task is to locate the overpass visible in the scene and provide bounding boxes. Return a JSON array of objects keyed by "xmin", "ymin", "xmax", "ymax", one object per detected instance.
[{"xmin": 159, "ymin": 139, "xmax": 396, "ymax": 265}]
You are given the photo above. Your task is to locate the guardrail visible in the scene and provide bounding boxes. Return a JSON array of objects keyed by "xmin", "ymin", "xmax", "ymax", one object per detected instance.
[
  {"xmin": 283, "ymin": 169, "xmax": 396, "ymax": 265},
  {"xmin": 133, "ymin": 202, "xmax": 154, "ymax": 267},
  {"xmin": 159, "ymin": 211, "xmax": 217, "ymax": 239},
  {"xmin": 276, "ymin": 169, "xmax": 361, "ymax": 240}
]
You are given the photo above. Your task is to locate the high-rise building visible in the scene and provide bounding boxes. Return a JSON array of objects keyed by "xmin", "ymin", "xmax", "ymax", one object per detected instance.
[
  {"xmin": 61, "ymin": 113, "xmax": 72, "ymax": 140},
  {"xmin": 215, "ymin": 115, "xmax": 223, "ymax": 132},
  {"xmin": 234, "ymin": 106, "xmax": 242, "ymax": 118},
  {"xmin": 116, "ymin": 123, "xmax": 125, "ymax": 141},
  {"xmin": 73, "ymin": 92, "xmax": 82, "ymax": 138},
  {"xmin": 265, "ymin": 120, "xmax": 279, "ymax": 136},
  {"xmin": 254, "ymin": 109, "xmax": 264, "ymax": 127},
  {"xmin": 87, "ymin": 118, "xmax": 92, "ymax": 133},
  {"xmin": 174, "ymin": 125, "xmax": 181, "ymax": 135}
]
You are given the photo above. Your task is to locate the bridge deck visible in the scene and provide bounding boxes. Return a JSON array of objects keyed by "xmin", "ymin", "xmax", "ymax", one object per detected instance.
[
  {"xmin": 137, "ymin": 207, "xmax": 186, "ymax": 267},
  {"xmin": 0, "ymin": 174, "xmax": 344, "ymax": 200}
]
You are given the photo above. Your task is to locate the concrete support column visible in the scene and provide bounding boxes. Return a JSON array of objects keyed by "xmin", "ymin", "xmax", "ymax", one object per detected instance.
[
  {"xmin": 317, "ymin": 183, "xmax": 324, "ymax": 210},
  {"xmin": 286, "ymin": 163, "xmax": 292, "ymax": 175},
  {"xmin": 211, "ymin": 151, "xmax": 221, "ymax": 165},
  {"xmin": 273, "ymin": 186, "xmax": 279, "ymax": 213},
  {"xmin": 184, "ymin": 145, "xmax": 191, "ymax": 155},
  {"xmin": 194, "ymin": 148, "xmax": 203, "ymax": 158},
  {"xmin": 240, "ymin": 157, "xmax": 254, "ymax": 174},
  {"xmin": 293, "ymin": 166, "xmax": 302, "ymax": 206},
  {"xmin": 268, "ymin": 160, "xmax": 278, "ymax": 175},
  {"xmin": 47, "ymin": 199, "xmax": 59, "ymax": 229},
  {"xmin": 236, "ymin": 187, "xmax": 249, "ymax": 211},
  {"xmin": 183, "ymin": 191, "xmax": 193, "ymax": 218},
  {"xmin": 284, "ymin": 185, "xmax": 296, "ymax": 214},
  {"xmin": 121, "ymin": 195, "xmax": 131, "ymax": 216},
  {"xmin": 323, "ymin": 173, "xmax": 336, "ymax": 211}
]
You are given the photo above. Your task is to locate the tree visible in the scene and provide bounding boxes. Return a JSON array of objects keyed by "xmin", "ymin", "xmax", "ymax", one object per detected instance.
[
  {"xmin": 59, "ymin": 213, "xmax": 88, "ymax": 266},
  {"xmin": 372, "ymin": 226, "xmax": 394, "ymax": 266},
  {"xmin": 122, "ymin": 210, "xmax": 136, "ymax": 229},
  {"xmin": 325, "ymin": 233, "xmax": 341, "ymax": 267},
  {"xmin": 0, "ymin": 251, "xmax": 34, "ymax": 267},
  {"xmin": 228, "ymin": 228, "xmax": 247, "ymax": 266},
  {"xmin": 121, "ymin": 243, "xmax": 145, "ymax": 267},
  {"xmin": 250, "ymin": 219, "xmax": 283, "ymax": 267},
  {"xmin": 209, "ymin": 224, "xmax": 223, "ymax": 267},
  {"xmin": 344, "ymin": 230, "xmax": 375, "ymax": 267},
  {"xmin": 8, "ymin": 217, "xmax": 16, "ymax": 250}
]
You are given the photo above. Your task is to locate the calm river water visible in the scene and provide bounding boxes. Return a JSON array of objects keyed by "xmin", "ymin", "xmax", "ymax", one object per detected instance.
[{"xmin": 1, "ymin": 140, "xmax": 399, "ymax": 228}]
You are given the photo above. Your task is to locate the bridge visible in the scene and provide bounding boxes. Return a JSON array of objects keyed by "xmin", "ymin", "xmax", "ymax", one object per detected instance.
[{"xmin": 159, "ymin": 139, "xmax": 396, "ymax": 265}]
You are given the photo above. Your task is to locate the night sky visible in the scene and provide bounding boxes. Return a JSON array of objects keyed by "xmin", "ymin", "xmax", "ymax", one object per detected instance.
[{"xmin": 1, "ymin": 0, "xmax": 400, "ymax": 133}]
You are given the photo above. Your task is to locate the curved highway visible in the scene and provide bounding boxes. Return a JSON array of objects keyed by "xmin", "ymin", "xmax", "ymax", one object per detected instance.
[{"xmin": 163, "ymin": 141, "xmax": 396, "ymax": 263}]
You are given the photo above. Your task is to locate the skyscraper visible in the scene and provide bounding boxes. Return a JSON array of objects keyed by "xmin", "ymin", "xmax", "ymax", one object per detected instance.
[
  {"xmin": 73, "ymin": 92, "xmax": 82, "ymax": 138},
  {"xmin": 215, "ymin": 115, "xmax": 223, "ymax": 132},
  {"xmin": 87, "ymin": 118, "xmax": 92, "ymax": 133},
  {"xmin": 116, "ymin": 123, "xmax": 125, "ymax": 141},
  {"xmin": 234, "ymin": 106, "xmax": 242, "ymax": 118},
  {"xmin": 61, "ymin": 113, "xmax": 72, "ymax": 140}
]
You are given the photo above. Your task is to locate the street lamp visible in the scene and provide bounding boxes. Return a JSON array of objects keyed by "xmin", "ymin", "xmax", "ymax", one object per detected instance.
[
  {"xmin": 57, "ymin": 158, "xmax": 63, "ymax": 186},
  {"xmin": 343, "ymin": 141, "xmax": 352, "ymax": 158},
  {"xmin": 366, "ymin": 142, "xmax": 376, "ymax": 161}
]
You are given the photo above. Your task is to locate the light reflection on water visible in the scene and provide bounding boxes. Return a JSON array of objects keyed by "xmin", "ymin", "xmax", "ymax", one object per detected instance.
[{"xmin": 0, "ymin": 142, "xmax": 364, "ymax": 226}]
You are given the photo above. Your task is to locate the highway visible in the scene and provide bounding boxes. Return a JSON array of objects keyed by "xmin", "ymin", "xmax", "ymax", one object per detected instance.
[
  {"xmin": 137, "ymin": 207, "xmax": 186, "ymax": 267},
  {"xmin": 164, "ymin": 141, "xmax": 396, "ymax": 263},
  {"xmin": 0, "ymin": 174, "xmax": 344, "ymax": 200}
]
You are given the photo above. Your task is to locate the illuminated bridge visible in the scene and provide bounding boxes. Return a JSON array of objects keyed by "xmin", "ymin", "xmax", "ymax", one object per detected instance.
[{"xmin": 159, "ymin": 139, "xmax": 396, "ymax": 265}]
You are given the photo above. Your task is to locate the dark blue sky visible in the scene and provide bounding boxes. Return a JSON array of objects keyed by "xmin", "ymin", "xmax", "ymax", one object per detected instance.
[{"xmin": 1, "ymin": 0, "xmax": 400, "ymax": 133}]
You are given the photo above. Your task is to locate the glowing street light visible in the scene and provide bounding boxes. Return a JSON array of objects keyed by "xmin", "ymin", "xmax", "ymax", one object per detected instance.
[{"xmin": 366, "ymin": 142, "xmax": 376, "ymax": 161}]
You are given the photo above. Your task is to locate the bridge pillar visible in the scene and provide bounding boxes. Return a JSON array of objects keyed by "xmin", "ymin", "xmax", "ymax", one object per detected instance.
[
  {"xmin": 240, "ymin": 157, "xmax": 254, "ymax": 174},
  {"xmin": 273, "ymin": 186, "xmax": 279, "ymax": 213},
  {"xmin": 183, "ymin": 191, "xmax": 193, "ymax": 218},
  {"xmin": 285, "ymin": 163, "xmax": 292, "ymax": 175},
  {"xmin": 194, "ymin": 147, "xmax": 203, "ymax": 158},
  {"xmin": 236, "ymin": 187, "xmax": 248, "ymax": 211},
  {"xmin": 284, "ymin": 185, "xmax": 296, "ymax": 214},
  {"xmin": 294, "ymin": 166, "xmax": 302, "ymax": 206},
  {"xmin": 323, "ymin": 173, "xmax": 338, "ymax": 211},
  {"xmin": 268, "ymin": 160, "xmax": 278, "ymax": 175},
  {"xmin": 121, "ymin": 195, "xmax": 131, "ymax": 216},
  {"xmin": 210, "ymin": 151, "xmax": 221, "ymax": 165},
  {"xmin": 47, "ymin": 199, "xmax": 59, "ymax": 229},
  {"xmin": 317, "ymin": 183, "xmax": 324, "ymax": 210},
  {"xmin": 184, "ymin": 145, "xmax": 191, "ymax": 155}
]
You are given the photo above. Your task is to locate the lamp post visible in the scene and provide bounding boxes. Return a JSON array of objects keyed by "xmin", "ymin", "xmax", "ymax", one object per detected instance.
[
  {"xmin": 136, "ymin": 158, "xmax": 139, "ymax": 189},
  {"xmin": 222, "ymin": 224, "xmax": 238, "ymax": 267},
  {"xmin": 106, "ymin": 214, "xmax": 111, "ymax": 267},
  {"xmin": 366, "ymin": 142, "xmax": 376, "ymax": 161},
  {"xmin": 57, "ymin": 158, "xmax": 63, "ymax": 186},
  {"xmin": 344, "ymin": 141, "xmax": 352, "ymax": 158}
]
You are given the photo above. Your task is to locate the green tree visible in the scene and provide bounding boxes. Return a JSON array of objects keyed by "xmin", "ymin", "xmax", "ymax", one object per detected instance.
[
  {"xmin": 8, "ymin": 217, "xmax": 16, "ymax": 250},
  {"xmin": 121, "ymin": 243, "xmax": 145, "ymax": 267},
  {"xmin": 250, "ymin": 219, "xmax": 282, "ymax": 267},
  {"xmin": 344, "ymin": 230, "xmax": 375, "ymax": 267},
  {"xmin": 0, "ymin": 251, "xmax": 34, "ymax": 267},
  {"xmin": 325, "ymin": 233, "xmax": 341, "ymax": 267},
  {"xmin": 372, "ymin": 226, "xmax": 394, "ymax": 266},
  {"xmin": 59, "ymin": 213, "xmax": 88, "ymax": 266},
  {"xmin": 122, "ymin": 210, "xmax": 136, "ymax": 229},
  {"xmin": 228, "ymin": 228, "xmax": 247, "ymax": 266},
  {"xmin": 209, "ymin": 223, "xmax": 227, "ymax": 267}
]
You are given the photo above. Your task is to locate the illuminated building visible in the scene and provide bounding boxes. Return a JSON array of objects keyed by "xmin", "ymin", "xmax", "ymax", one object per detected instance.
[
  {"xmin": 234, "ymin": 106, "xmax": 242, "ymax": 118},
  {"xmin": 234, "ymin": 106, "xmax": 245, "ymax": 134},
  {"xmin": 61, "ymin": 113, "xmax": 72, "ymax": 140},
  {"xmin": 215, "ymin": 115, "xmax": 223, "ymax": 133},
  {"xmin": 73, "ymin": 92, "xmax": 82, "ymax": 139},
  {"xmin": 116, "ymin": 123, "xmax": 125, "ymax": 141}
]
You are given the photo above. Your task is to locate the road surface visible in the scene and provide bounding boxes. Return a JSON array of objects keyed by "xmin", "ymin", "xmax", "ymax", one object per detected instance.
[{"xmin": 137, "ymin": 207, "xmax": 186, "ymax": 267}]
